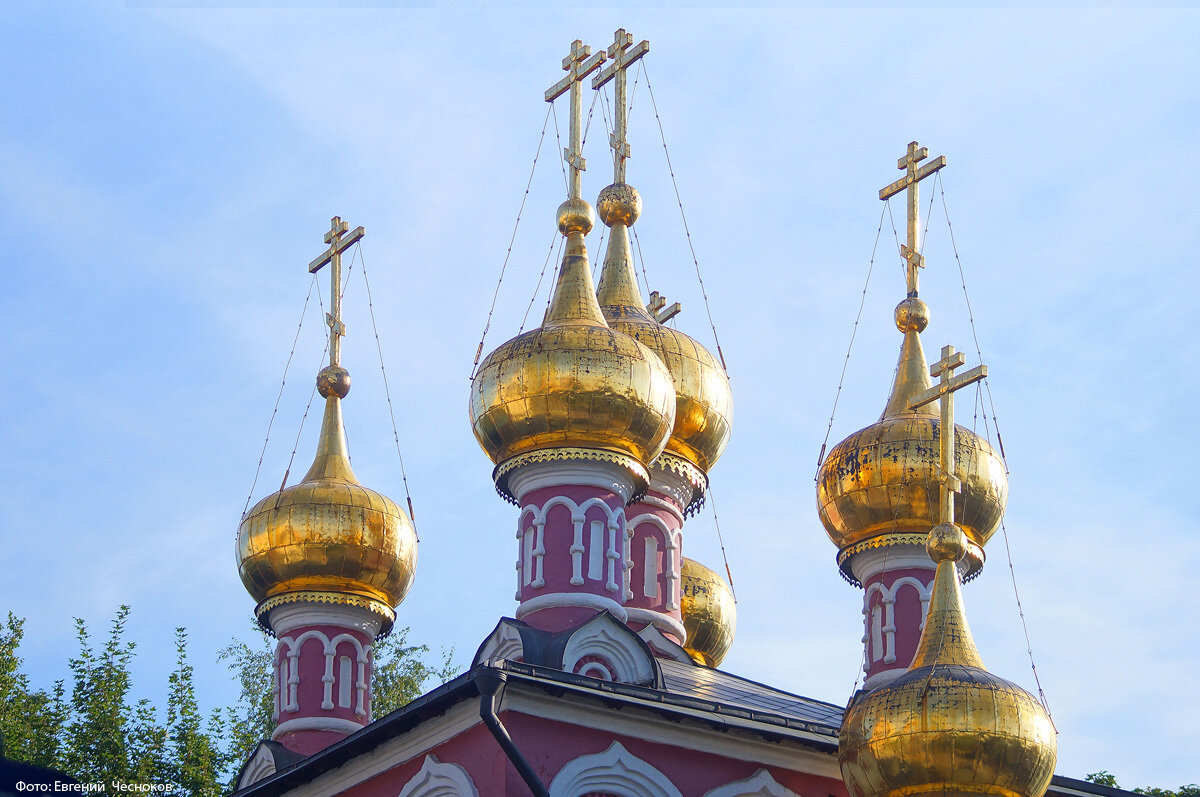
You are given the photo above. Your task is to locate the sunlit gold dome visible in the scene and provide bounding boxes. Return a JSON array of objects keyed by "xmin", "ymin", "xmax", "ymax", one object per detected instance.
[
  {"xmin": 470, "ymin": 199, "xmax": 676, "ymax": 501},
  {"xmin": 238, "ymin": 379, "xmax": 417, "ymax": 632},
  {"xmin": 817, "ymin": 298, "xmax": 1007, "ymax": 580},
  {"xmin": 839, "ymin": 525, "xmax": 1056, "ymax": 797},
  {"xmin": 595, "ymin": 184, "xmax": 734, "ymax": 489},
  {"xmin": 680, "ymin": 557, "xmax": 736, "ymax": 667}
]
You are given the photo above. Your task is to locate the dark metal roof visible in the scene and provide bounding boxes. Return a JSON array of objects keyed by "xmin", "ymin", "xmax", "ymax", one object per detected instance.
[{"xmin": 659, "ymin": 659, "xmax": 845, "ymax": 729}]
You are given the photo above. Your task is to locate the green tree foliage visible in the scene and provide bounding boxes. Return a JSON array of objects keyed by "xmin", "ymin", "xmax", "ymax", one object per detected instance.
[
  {"xmin": 1086, "ymin": 770, "xmax": 1199, "ymax": 797},
  {"xmin": 1, "ymin": 607, "xmax": 456, "ymax": 793},
  {"xmin": 0, "ymin": 613, "xmax": 67, "ymax": 767}
]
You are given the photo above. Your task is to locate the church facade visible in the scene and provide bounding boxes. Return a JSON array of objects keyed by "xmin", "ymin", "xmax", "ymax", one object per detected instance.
[{"xmin": 231, "ymin": 31, "xmax": 1132, "ymax": 797}]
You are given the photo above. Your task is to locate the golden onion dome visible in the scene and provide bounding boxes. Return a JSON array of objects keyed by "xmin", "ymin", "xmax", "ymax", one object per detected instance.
[
  {"xmin": 839, "ymin": 523, "xmax": 1056, "ymax": 797},
  {"xmin": 238, "ymin": 370, "xmax": 417, "ymax": 632},
  {"xmin": 595, "ymin": 184, "xmax": 734, "ymax": 499},
  {"xmin": 816, "ymin": 298, "xmax": 1007, "ymax": 581},
  {"xmin": 680, "ymin": 557, "xmax": 736, "ymax": 667},
  {"xmin": 470, "ymin": 198, "xmax": 676, "ymax": 502}
]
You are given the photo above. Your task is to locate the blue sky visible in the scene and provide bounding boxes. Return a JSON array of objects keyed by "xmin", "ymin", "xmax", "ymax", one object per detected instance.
[{"xmin": 3, "ymin": 4, "xmax": 1198, "ymax": 786}]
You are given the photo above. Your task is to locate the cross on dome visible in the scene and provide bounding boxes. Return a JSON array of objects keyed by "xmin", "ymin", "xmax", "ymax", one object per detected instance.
[
  {"xmin": 545, "ymin": 40, "xmax": 606, "ymax": 200},
  {"xmin": 879, "ymin": 141, "xmax": 946, "ymax": 297},
  {"xmin": 308, "ymin": 215, "xmax": 365, "ymax": 368},
  {"xmin": 592, "ymin": 28, "xmax": 650, "ymax": 183},
  {"xmin": 909, "ymin": 344, "xmax": 987, "ymax": 523}
]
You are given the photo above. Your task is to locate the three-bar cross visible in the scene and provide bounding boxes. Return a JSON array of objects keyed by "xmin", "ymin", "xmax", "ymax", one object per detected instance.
[
  {"xmin": 908, "ymin": 344, "xmax": 987, "ymax": 524},
  {"xmin": 592, "ymin": 28, "xmax": 649, "ymax": 184},
  {"xmin": 545, "ymin": 40, "xmax": 606, "ymax": 200},
  {"xmin": 308, "ymin": 215, "xmax": 365, "ymax": 368},
  {"xmin": 879, "ymin": 141, "xmax": 946, "ymax": 297}
]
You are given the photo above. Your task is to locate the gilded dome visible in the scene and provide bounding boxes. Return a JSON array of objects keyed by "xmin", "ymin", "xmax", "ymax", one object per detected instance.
[
  {"xmin": 817, "ymin": 302, "xmax": 1007, "ymax": 574},
  {"xmin": 839, "ymin": 529, "xmax": 1056, "ymax": 797},
  {"xmin": 680, "ymin": 557, "xmax": 736, "ymax": 667},
  {"xmin": 237, "ymin": 394, "xmax": 417, "ymax": 631},
  {"xmin": 595, "ymin": 184, "xmax": 733, "ymax": 478},
  {"xmin": 470, "ymin": 209, "xmax": 676, "ymax": 500}
]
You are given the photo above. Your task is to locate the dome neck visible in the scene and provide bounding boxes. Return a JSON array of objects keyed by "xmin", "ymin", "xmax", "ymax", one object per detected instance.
[
  {"xmin": 909, "ymin": 559, "xmax": 984, "ymax": 670},
  {"xmin": 881, "ymin": 329, "xmax": 938, "ymax": 419},
  {"xmin": 544, "ymin": 231, "xmax": 607, "ymax": 328},
  {"xmin": 302, "ymin": 396, "xmax": 359, "ymax": 484},
  {"xmin": 597, "ymin": 223, "xmax": 653, "ymax": 323}
]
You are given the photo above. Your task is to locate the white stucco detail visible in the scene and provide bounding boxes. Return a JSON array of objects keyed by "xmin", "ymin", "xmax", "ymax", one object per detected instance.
[
  {"xmin": 236, "ymin": 744, "xmax": 278, "ymax": 790},
  {"xmin": 474, "ymin": 622, "xmax": 525, "ymax": 664},
  {"xmin": 397, "ymin": 755, "xmax": 479, "ymax": 797},
  {"xmin": 636, "ymin": 624, "xmax": 693, "ymax": 663},
  {"xmin": 277, "ymin": 629, "xmax": 372, "ymax": 716},
  {"xmin": 549, "ymin": 741, "xmax": 683, "ymax": 797},
  {"xmin": 862, "ymin": 575, "xmax": 932, "ymax": 668},
  {"xmin": 704, "ymin": 768, "xmax": 799, "ymax": 797},
  {"xmin": 520, "ymin": 495, "xmax": 624, "ymax": 592},
  {"xmin": 562, "ymin": 616, "xmax": 655, "ymax": 685}
]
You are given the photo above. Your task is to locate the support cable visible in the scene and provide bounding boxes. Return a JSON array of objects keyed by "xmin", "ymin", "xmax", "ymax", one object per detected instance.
[
  {"xmin": 643, "ymin": 63, "xmax": 729, "ymax": 375},
  {"xmin": 814, "ymin": 203, "xmax": 888, "ymax": 479},
  {"xmin": 937, "ymin": 175, "xmax": 1053, "ymax": 724},
  {"xmin": 470, "ymin": 104, "xmax": 554, "ymax": 380},
  {"xmin": 519, "ymin": 231, "xmax": 564, "ymax": 334},
  {"xmin": 707, "ymin": 490, "xmax": 736, "ymax": 604},
  {"xmin": 355, "ymin": 244, "xmax": 420, "ymax": 537},
  {"xmin": 243, "ymin": 274, "xmax": 319, "ymax": 516}
]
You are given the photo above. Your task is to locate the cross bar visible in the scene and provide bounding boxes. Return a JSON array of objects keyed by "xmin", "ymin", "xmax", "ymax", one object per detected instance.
[
  {"xmin": 879, "ymin": 155, "xmax": 946, "ymax": 201},
  {"xmin": 309, "ymin": 224, "xmax": 364, "ymax": 273},
  {"xmin": 909, "ymin": 363, "xmax": 986, "ymax": 410},
  {"xmin": 544, "ymin": 41, "xmax": 606, "ymax": 103},
  {"xmin": 592, "ymin": 38, "xmax": 649, "ymax": 90}
]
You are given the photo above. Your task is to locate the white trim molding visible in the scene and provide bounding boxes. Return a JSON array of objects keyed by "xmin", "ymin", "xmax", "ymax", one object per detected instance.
[
  {"xmin": 509, "ymin": 460, "xmax": 635, "ymax": 504},
  {"xmin": 516, "ymin": 592, "xmax": 628, "ymax": 623},
  {"xmin": 268, "ymin": 602, "xmax": 382, "ymax": 638},
  {"xmin": 704, "ymin": 769, "xmax": 799, "ymax": 797},
  {"xmin": 272, "ymin": 715, "xmax": 363, "ymax": 740},
  {"xmin": 625, "ymin": 607, "xmax": 687, "ymax": 643},
  {"xmin": 549, "ymin": 741, "xmax": 682, "ymax": 797},
  {"xmin": 397, "ymin": 755, "xmax": 479, "ymax": 797}
]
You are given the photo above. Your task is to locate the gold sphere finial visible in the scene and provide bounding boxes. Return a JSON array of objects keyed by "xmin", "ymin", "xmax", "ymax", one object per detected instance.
[
  {"xmin": 557, "ymin": 197, "xmax": 595, "ymax": 236},
  {"xmin": 894, "ymin": 296, "xmax": 929, "ymax": 332},
  {"xmin": 926, "ymin": 521, "xmax": 968, "ymax": 563},
  {"xmin": 317, "ymin": 365, "xmax": 351, "ymax": 399},
  {"xmin": 596, "ymin": 183, "xmax": 642, "ymax": 227}
]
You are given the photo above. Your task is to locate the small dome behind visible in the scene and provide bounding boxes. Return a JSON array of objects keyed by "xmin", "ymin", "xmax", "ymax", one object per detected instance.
[
  {"xmin": 680, "ymin": 557, "xmax": 736, "ymax": 667},
  {"xmin": 595, "ymin": 195, "xmax": 733, "ymax": 477}
]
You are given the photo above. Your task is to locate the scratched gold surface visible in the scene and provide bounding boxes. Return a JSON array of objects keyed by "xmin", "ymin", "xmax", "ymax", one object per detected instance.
[{"xmin": 680, "ymin": 557, "xmax": 736, "ymax": 668}]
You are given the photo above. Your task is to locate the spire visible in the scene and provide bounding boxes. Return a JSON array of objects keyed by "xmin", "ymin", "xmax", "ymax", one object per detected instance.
[
  {"xmin": 301, "ymin": 215, "xmax": 367, "ymax": 482},
  {"xmin": 877, "ymin": 142, "xmax": 946, "ymax": 420},
  {"xmin": 543, "ymin": 40, "xmax": 607, "ymax": 329},
  {"xmin": 594, "ymin": 29, "xmax": 653, "ymax": 324}
]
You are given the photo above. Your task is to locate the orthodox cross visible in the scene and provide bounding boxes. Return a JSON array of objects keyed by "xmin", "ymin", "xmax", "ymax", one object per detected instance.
[
  {"xmin": 308, "ymin": 216, "xmax": 365, "ymax": 368},
  {"xmin": 879, "ymin": 141, "xmax": 946, "ymax": 297},
  {"xmin": 908, "ymin": 344, "xmax": 987, "ymax": 524},
  {"xmin": 646, "ymin": 290, "xmax": 681, "ymax": 323},
  {"xmin": 546, "ymin": 40, "xmax": 606, "ymax": 200},
  {"xmin": 591, "ymin": 28, "xmax": 650, "ymax": 183}
]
